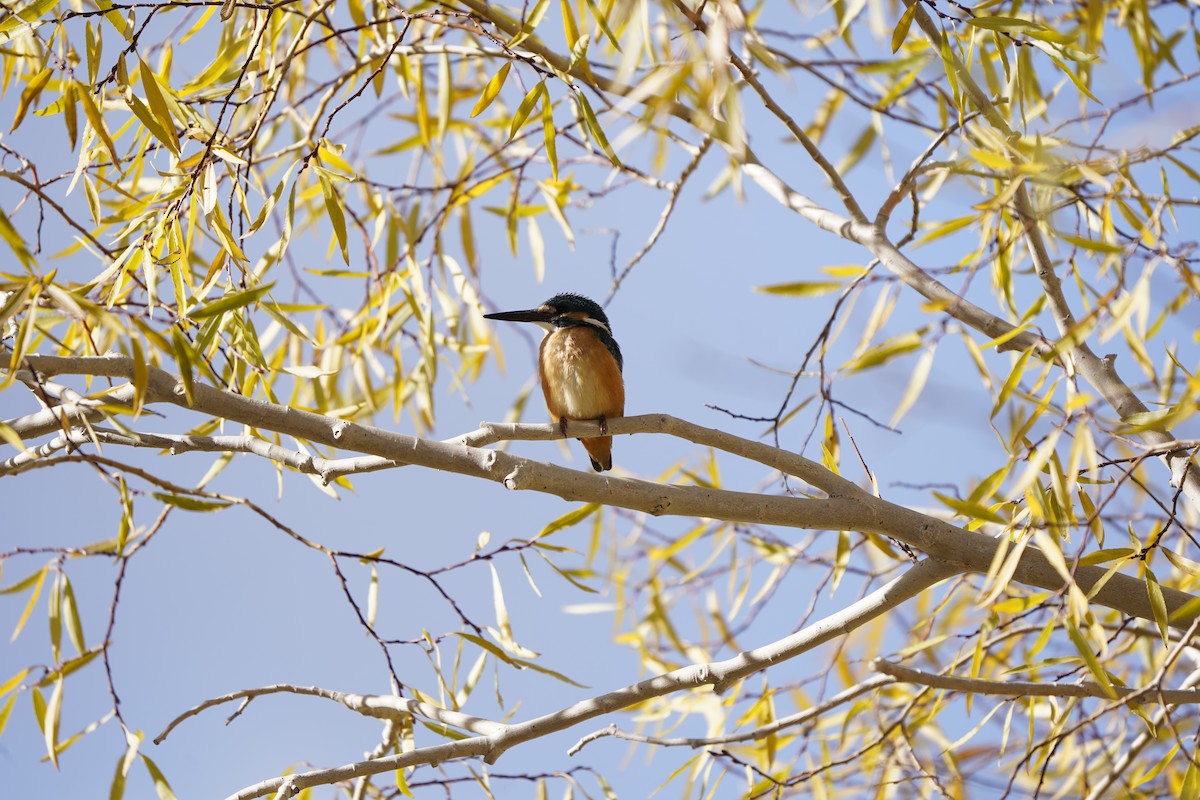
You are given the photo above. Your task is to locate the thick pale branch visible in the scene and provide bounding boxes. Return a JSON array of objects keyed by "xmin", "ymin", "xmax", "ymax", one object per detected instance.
[{"xmin": 3, "ymin": 351, "xmax": 1198, "ymax": 630}]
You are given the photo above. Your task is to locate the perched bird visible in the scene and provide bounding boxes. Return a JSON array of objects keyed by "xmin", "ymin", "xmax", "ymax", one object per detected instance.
[{"xmin": 485, "ymin": 293, "xmax": 624, "ymax": 471}]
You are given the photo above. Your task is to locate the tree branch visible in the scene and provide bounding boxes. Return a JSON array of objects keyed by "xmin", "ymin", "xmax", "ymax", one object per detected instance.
[
  {"xmin": 223, "ymin": 558, "xmax": 958, "ymax": 798},
  {"xmin": 4, "ymin": 350, "xmax": 1198, "ymax": 630},
  {"xmin": 873, "ymin": 658, "xmax": 1200, "ymax": 704}
]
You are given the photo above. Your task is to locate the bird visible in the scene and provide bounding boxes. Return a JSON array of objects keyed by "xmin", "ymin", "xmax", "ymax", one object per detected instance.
[{"xmin": 485, "ymin": 293, "xmax": 624, "ymax": 471}]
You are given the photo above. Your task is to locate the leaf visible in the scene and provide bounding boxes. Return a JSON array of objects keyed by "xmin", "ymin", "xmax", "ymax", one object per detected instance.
[
  {"xmin": 138, "ymin": 58, "xmax": 180, "ymax": 154},
  {"xmin": 470, "ymin": 62, "xmax": 511, "ymax": 118},
  {"xmin": 890, "ymin": 344, "xmax": 935, "ymax": 427},
  {"xmin": 508, "ymin": 82, "xmax": 543, "ymax": 141},
  {"xmin": 188, "ymin": 283, "xmax": 274, "ymax": 319},
  {"xmin": 1066, "ymin": 626, "xmax": 1110, "ymax": 686},
  {"xmin": 129, "ymin": 335, "xmax": 147, "ymax": 415},
  {"xmin": 75, "ymin": 82, "xmax": 121, "ymax": 165},
  {"xmin": 0, "ymin": 208, "xmax": 35, "ymax": 270},
  {"xmin": 318, "ymin": 173, "xmax": 350, "ymax": 265},
  {"xmin": 536, "ymin": 504, "xmax": 598, "ymax": 538},
  {"xmin": 560, "ymin": 0, "xmax": 581, "ymax": 49},
  {"xmin": 576, "ymin": 92, "xmax": 619, "ymax": 166},
  {"xmin": 0, "ymin": 0, "xmax": 58, "ymax": 37},
  {"xmin": 9, "ymin": 565, "xmax": 47, "ymax": 643},
  {"xmin": 1145, "ymin": 568, "xmax": 1169, "ymax": 645},
  {"xmin": 44, "ymin": 677, "xmax": 63, "ymax": 768},
  {"xmin": 60, "ymin": 575, "xmax": 86, "ymax": 655},
  {"xmin": 170, "ymin": 328, "xmax": 195, "ymax": 406},
  {"xmin": 891, "ymin": 3, "xmax": 917, "ymax": 53},
  {"xmin": 140, "ymin": 755, "xmax": 178, "ymax": 800},
  {"xmin": 11, "ymin": 66, "xmax": 53, "ymax": 132},
  {"xmin": 934, "ymin": 492, "xmax": 1008, "ymax": 525},
  {"xmin": 510, "ymin": 0, "xmax": 551, "ymax": 47},
  {"xmin": 540, "ymin": 83, "xmax": 558, "ymax": 181},
  {"xmin": 151, "ymin": 493, "xmax": 232, "ymax": 512},
  {"xmin": 755, "ymin": 281, "xmax": 843, "ymax": 296},
  {"xmin": 847, "ymin": 330, "xmax": 922, "ymax": 372},
  {"xmin": 455, "ymin": 632, "xmax": 587, "ymax": 687},
  {"xmin": 585, "ymin": 0, "xmax": 621, "ymax": 51},
  {"xmin": 965, "ymin": 15, "xmax": 1049, "ymax": 34}
]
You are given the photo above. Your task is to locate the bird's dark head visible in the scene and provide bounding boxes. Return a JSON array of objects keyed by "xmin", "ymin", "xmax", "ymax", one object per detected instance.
[{"xmin": 485, "ymin": 292, "xmax": 613, "ymax": 335}]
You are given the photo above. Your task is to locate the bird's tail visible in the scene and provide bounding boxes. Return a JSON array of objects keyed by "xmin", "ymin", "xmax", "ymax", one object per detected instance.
[{"xmin": 581, "ymin": 436, "xmax": 613, "ymax": 472}]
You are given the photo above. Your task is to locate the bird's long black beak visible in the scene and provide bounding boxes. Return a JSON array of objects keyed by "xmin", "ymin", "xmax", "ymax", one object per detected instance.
[{"xmin": 484, "ymin": 308, "xmax": 555, "ymax": 323}]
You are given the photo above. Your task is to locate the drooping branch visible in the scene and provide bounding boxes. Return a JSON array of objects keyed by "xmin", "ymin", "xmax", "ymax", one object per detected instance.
[
  {"xmin": 217, "ymin": 557, "xmax": 958, "ymax": 798},
  {"xmin": 898, "ymin": 0, "xmax": 1200, "ymax": 507}
]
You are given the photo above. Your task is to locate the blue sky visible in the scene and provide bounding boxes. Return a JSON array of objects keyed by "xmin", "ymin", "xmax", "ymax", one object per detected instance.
[{"xmin": 2, "ymin": 2, "xmax": 1198, "ymax": 798}]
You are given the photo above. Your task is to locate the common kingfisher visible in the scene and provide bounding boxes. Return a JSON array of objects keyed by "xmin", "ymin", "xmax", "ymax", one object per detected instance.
[{"xmin": 485, "ymin": 293, "xmax": 625, "ymax": 471}]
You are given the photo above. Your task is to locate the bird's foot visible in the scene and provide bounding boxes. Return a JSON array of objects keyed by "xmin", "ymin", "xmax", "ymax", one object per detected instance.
[
  {"xmin": 598, "ymin": 414, "xmax": 608, "ymax": 436},
  {"xmin": 558, "ymin": 417, "xmax": 569, "ymax": 437}
]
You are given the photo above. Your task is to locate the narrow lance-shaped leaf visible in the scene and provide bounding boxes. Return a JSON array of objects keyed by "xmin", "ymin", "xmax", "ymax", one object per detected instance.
[
  {"xmin": 470, "ymin": 62, "xmax": 511, "ymax": 118},
  {"xmin": 540, "ymin": 83, "xmax": 558, "ymax": 180},
  {"xmin": 508, "ymin": 82, "xmax": 543, "ymax": 141},
  {"xmin": 892, "ymin": 3, "xmax": 917, "ymax": 53},
  {"xmin": 11, "ymin": 66, "xmax": 53, "ymax": 132},
  {"xmin": 189, "ymin": 283, "xmax": 274, "ymax": 320},
  {"xmin": 576, "ymin": 92, "xmax": 619, "ymax": 166},
  {"xmin": 75, "ymin": 82, "xmax": 121, "ymax": 165}
]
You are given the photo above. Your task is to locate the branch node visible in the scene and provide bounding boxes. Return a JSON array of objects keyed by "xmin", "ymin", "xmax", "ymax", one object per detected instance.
[{"xmin": 503, "ymin": 468, "xmax": 520, "ymax": 489}]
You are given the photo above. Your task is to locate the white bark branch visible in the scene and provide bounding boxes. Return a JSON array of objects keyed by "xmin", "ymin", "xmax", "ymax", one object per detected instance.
[
  {"xmin": 874, "ymin": 659, "xmax": 1200, "ymax": 704},
  {"xmin": 3, "ymin": 351, "xmax": 1197, "ymax": 630},
  {"xmin": 223, "ymin": 558, "xmax": 957, "ymax": 799},
  {"xmin": 155, "ymin": 684, "xmax": 504, "ymax": 746}
]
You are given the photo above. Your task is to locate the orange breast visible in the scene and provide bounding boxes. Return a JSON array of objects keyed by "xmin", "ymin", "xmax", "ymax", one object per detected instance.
[{"xmin": 538, "ymin": 327, "xmax": 625, "ymax": 423}]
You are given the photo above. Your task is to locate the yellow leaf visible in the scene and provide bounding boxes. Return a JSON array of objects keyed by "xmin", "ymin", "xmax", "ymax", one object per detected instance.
[
  {"xmin": 891, "ymin": 3, "xmax": 916, "ymax": 53},
  {"xmin": 75, "ymin": 82, "xmax": 120, "ymax": 165},
  {"xmin": 755, "ymin": 281, "xmax": 843, "ymax": 296},
  {"xmin": 471, "ymin": 62, "xmax": 511, "ymax": 118}
]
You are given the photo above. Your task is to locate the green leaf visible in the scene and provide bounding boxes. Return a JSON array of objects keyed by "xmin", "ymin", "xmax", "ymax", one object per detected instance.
[
  {"xmin": 0, "ymin": 0, "xmax": 59, "ymax": 37},
  {"xmin": 1145, "ymin": 567, "xmax": 1169, "ymax": 644},
  {"xmin": 540, "ymin": 83, "xmax": 558, "ymax": 181},
  {"xmin": 318, "ymin": 172, "xmax": 350, "ymax": 265},
  {"xmin": 454, "ymin": 632, "xmax": 587, "ymax": 687},
  {"xmin": 934, "ymin": 492, "xmax": 1008, "ymax": 524},
  {"xmin": 585, "ymin": 0, "xmax": 621, "ymax": 51},
  {"xmin": 537, "ymin": 504, "xmax": 599, "ymax": 538},
  {"xmin": 151, "ymin": 493, "xmax": 232, "ymax": 512},
  {"xmin": 76, "ymin": 82, "xmax": 121, "ymax": 165},
  {"xmin": 1066, "ymin": 624, "xmax": 1116, "ymax": 698},
  {"xmin": 508, "ymin": 82, "xmax": 543, "ymax": 141},
  {"xmin": 1076, "ymin": 548, "xmax": 1134, "ymax": 567},
  {"xmin": 965, "ymin": 15, "xmax": 1047, "ymax": 34},
  {"xmin": 576, "ymin": 92, "xmax": 619, "ymax": 166},
  {"xmin": 188, "ymin": 283, "xmax": 274, "ymax": 320},
  {"xmin": 510, "ymin": 0, "xmax": 551, "ymax": 47},
  {"xmin": 847, "ymin": 331, "xmax": 923, "ymax": 372}
]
